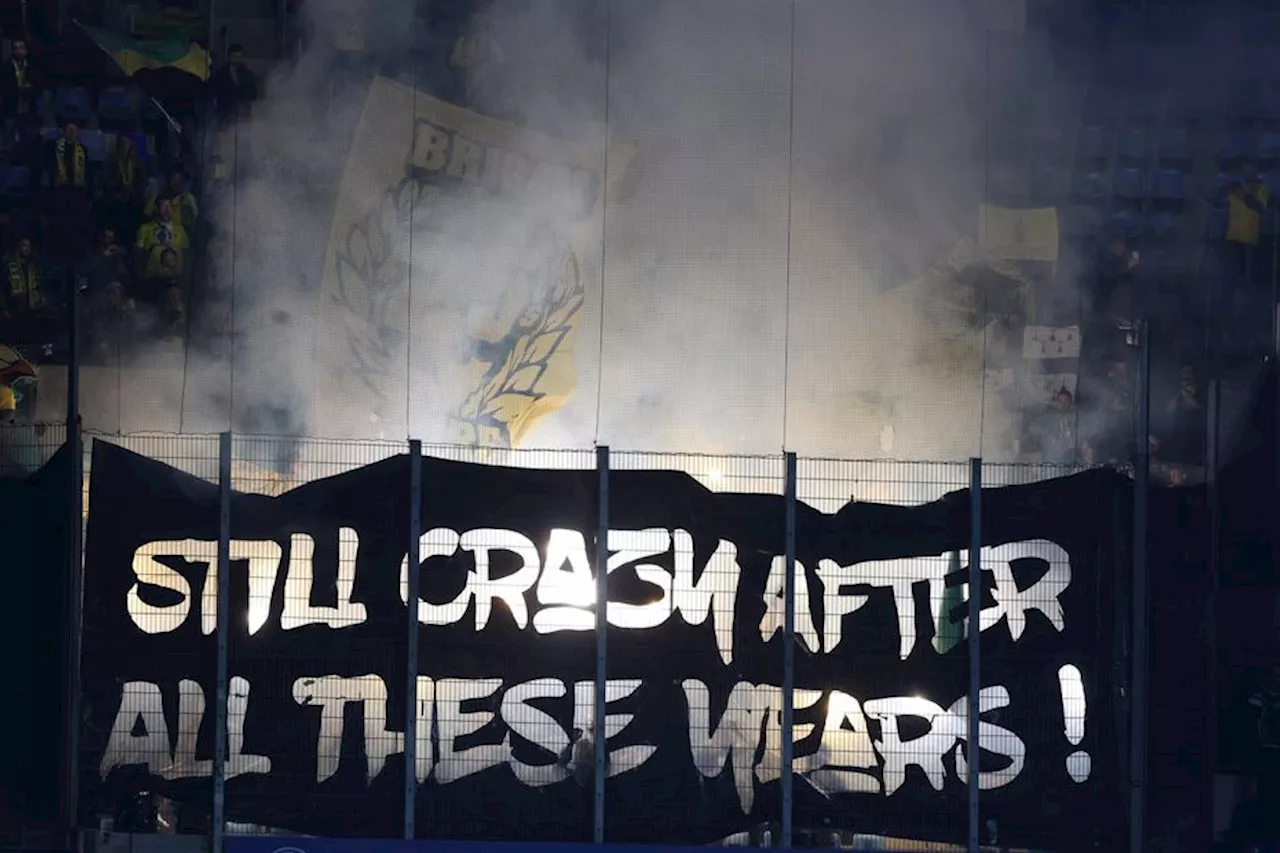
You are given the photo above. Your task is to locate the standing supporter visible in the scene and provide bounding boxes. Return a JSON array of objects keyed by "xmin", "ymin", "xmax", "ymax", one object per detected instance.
[
  {"xmin": 138, "ymin": 247, "xmax": 185, "ymax": 336},
  {"xmin": 135, "ymin": 198, "xmax": 189, "ymax": 276},
  {"xmin": 1, "ymin": 38, "xmax": 39, "ymax": 144},
  {"xmin": 77, "ymin": 227, "xmax": 131, "ymax": 297},
  {"xmin": 85, "ymin": 280, "xmax": 140, "ymax": 361},
  {"xmin": 1026, "ymin": 386, "xmax": 1080, "ymax": 464},
  {"xmin": 101, "ymin": 136, "xmax": 146, "ymax": 242},
  {"xmin": 1080, "ymin": 353, "xmax": 1134, "ymax": 467},
  {"xmin": 1225, "ymin": 160, "xmax": 1270, "ymax": 292},
  {"xmin": 2, "ymin": 235, "xmax": 47, "ymax": 343},
  {"xmin": 44, "ymin": 122, "xmax": 93, "ymax": 258},
  {"xmin": 211, "ymin": 44, "xmax": 261, "ymax": 123},
  {"xmin": 144, "ymin": 168, "xmax": 199, "ymax": 232}
]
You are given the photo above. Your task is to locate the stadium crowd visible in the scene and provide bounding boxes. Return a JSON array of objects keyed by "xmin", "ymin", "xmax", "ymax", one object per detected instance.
[
  {"xmin": 0, "ymin": 30, "xmax": 258, "ymax": 368},
  {"xmin": 0, "ymin": 6, "xmax": 1257, "ymax": 479}
]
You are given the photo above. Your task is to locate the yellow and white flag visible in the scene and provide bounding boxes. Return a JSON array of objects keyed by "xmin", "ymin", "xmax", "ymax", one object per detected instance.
[{"xmin": 320, "ymin": 76, "xmax": 628, "ymax": 447}]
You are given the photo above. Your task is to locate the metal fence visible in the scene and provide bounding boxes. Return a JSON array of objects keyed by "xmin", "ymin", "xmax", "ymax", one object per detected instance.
[{"xmin": 71, "ymin": 430, "xmax": 1102, "ymax": 852}]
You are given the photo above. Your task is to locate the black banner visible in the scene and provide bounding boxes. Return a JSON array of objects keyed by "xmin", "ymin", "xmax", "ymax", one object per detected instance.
[
  {"xmin": 81, "ymin": 441, "xmax": 1125, "ymax": 848},
  {"xmin": 0, "ymin": 442, "xmax": 73, "ymax": 822}
]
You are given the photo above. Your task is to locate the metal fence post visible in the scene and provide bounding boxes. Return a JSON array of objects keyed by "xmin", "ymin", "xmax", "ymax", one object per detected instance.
[
  {"xmin": 781, "ymin": 452, "xmax": 797, "ymax": 848},
  {"xmin": 594, "ymin": 445, "xmax": 610, "ymax": 844},
  {"xmin": 404, "ymin": 440, "xmax": 422, "ymax": 839},
  {"xmin": 212, "ymin": 432, "xmax": 232, "ymax": 853},
  {"xmin": 1130, "ymin": 320, "xmax": 1151, "ymax": 853},
  {"xmin": 968, "ymin": 458, "xmax": 982, "ymax": 853},
  {"xmin": 1205, "ymin": 379, "xmax": 1221, "ymax": 851},
  {"xmin": 62, "ymin": 424, "xmax": 84, "ymax": 838}
]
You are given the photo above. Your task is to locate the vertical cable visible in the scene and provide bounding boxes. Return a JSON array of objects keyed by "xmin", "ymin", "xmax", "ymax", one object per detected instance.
[
  {"xmin": 977, "ymin": 26, "xmax": 991, "ymax": 458},
  {"xmin": 405, "ymin": 55, "xmax": 418, "ymax": 437},
  {"xmin": 781, "ymin": 0, "xmax": 797, "ymax": 451},
  {"xmin": 592, "ymin": 0, "xmax": 612, "ymax": 445},
  {"xmin": 227, "ymin": 122, "xmax": 239, "ymax": 431}
]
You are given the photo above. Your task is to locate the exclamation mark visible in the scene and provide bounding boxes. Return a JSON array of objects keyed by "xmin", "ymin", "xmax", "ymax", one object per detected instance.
[{"xmin": 1058, "ymin": 664, "xmax": 1091, "ymax": 782}]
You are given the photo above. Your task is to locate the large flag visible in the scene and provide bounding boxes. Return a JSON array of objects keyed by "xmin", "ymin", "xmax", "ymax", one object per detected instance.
[
  {"xmin": 77, "ymin": 25, "xmax": 209, "ymax": 81},
  {"xmin": 319, "ymin": 76, "xmax": 630, "ymax": 447}
]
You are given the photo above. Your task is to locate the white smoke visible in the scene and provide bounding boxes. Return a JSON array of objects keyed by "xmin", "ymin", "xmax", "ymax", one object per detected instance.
[{"xmin": 67, "ymin": 0, "xmax": 1094, "ymax": 466}]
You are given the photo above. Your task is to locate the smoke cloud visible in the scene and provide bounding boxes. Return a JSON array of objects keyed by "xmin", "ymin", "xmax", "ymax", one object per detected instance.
[{"xmin": 68, "ymin": 0, "xmax": 1102, "ymax": 466}]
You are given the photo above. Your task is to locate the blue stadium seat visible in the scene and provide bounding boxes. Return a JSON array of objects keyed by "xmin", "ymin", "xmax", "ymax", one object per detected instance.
[
  {"xmin": 78, "ymin": 129, "xmax": 107, "ymax": 163},
  {"xmin": 1205, "ymin": 207, "xmax": 1228, "ymax": 239},
  {"xmin": 1265, "ymin": 172, "xmax": 1280, "ymax": 199},
  {"xmin": 97, "ymin": 88, "xmax": 137, "ymax": 124},
  {"xmin": 119, "ymin": 130, "xmax": 152, "ymax": 164},
  {"xmin": 1157, "ymin": 125, "xmax": 1191, "ymax": 162},
  {"xmin": 1119, "ymin": 125, "xmax": 1146, "ymax": 161},
  {"xmin": 1212, "ymin": 172, "xmax": 1242, "ymax": 200},
  {"xmin": 1074, "ymin": 170, "xmax": 1109, "ymax": 199},
  {"xmin": 1112, "ymin": 5, "xmax": 1144, "ymax": 39},
  {"xmin": 1151, "ymin": 169, "xmax": 1185, "ymax": 201},
  {"xmin": 54, "ymin": 87, "xmax": 92, "ymax": 123},
  {"xmin": 1146, "ymin": 211, "xmax": 1178, "ymax": 239},
  {"xmin": 1062, "ymin": 205, "xmax": 1104, "ymax": 240},
  {"xmin": 1107, "ymin": 209, "xmax": 1144, "ymax": 239},
  {"xmin": 1, "ymin": 165, "xmax": 30, "ymax": 200},
  {"xmin": 1219, "ymin": 131, "xmax": 1252, "ymax": 164},
  {"xmin": 1230, "ymin": 87, "xmax": 1262, "ymax": 122},
  {"xmin": 1260, "ymin": 132, "xmax": 1280, "ymax": 161},
  {"xmin": 1079, "ymin": 124, "xmax": 1110, "ymax": 160},
  {"xmin": 1114, "ymin": 167, "xmax": 1145, "ymax": 199}
]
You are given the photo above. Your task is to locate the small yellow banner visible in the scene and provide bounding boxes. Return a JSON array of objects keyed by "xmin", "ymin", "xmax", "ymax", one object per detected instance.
[{"xmin": 980, "ymin": 205, "xmax": 1060, "ymax": 263}]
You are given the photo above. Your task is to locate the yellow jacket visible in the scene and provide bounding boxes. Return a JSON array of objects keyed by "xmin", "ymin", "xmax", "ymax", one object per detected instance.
[{"xmin": 135, "ymin": 220, "xmax": 189, "ymax": 275}]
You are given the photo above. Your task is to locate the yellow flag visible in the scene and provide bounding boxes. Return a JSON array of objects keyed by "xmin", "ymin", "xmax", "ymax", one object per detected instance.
[
  {"xmin": 321, "ymin": 77, "xmax": 629, "ymax": 447},
  {"xmin": 980, "ymin": 205, "xmax": 1059, "ymax": 263}
]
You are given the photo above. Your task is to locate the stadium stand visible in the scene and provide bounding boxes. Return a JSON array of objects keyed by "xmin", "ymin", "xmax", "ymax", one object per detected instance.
[{"xmin": 0, "ymin": 24, "xmax": 231, "ymax": 368}]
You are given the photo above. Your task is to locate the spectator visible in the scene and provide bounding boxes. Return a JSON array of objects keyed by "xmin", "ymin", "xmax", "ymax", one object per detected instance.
[
  {"xmin": 450, "ymin": 0, "xmax": 505, "ymax": 110},
  {"xmin": 1094, "ymin": 234, "xmax": 1139, "ymax": 323},
  {"xmin": 1158, "ymin": 365, "xmax": 1205, "ymax": 469},
  {"xmin": 1081, "ymin": 355, "xmax": 1134, "ymax": 466},
  {"xmin": 85, "ymin": 280, "xmax": 140, "ymax": 360},
  {"xmin": 212, "ymin": 44, "xmax": 260, "ymax": 123},
  {"xmin": 144, "ymin": 168, "xmax": 199, "ymax": 233},
  {"xmin": 1026, "ymin": 386, "xmax": 1079, "ymax": 464},
  {"xmin": 1, "ymin": 38, "xmax": 39, "ymax": 144},
  {"xmin": 2, "ymin": 235, "xmax": 47, "ymax": 342},
  {"xmin": 77, "ymin": 227, "xmax": 131, "ymax": 297},
  {"xmin": 101, "ymin": 136, "xmax": 145, "ymax": 242},
  {"xmin": 44, "ymin": 121, "xmax": 93, "ymax": 258},
  {"xmin": 135, "ymin": 198, "xmax": 189, "ymax": 277},
  {"xmin": 1225, "ymin": 160, "xmax": 1269, "ymax": 292},
  {"xmin": 138, "ymin": 247, "xmax": 185, "ymax": 335}
]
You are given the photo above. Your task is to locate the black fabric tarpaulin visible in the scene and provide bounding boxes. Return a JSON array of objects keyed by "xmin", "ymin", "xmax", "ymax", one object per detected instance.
[{"xmin": 79, "ymin": 441, "xmax": 1127, "ymax": 849}]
